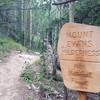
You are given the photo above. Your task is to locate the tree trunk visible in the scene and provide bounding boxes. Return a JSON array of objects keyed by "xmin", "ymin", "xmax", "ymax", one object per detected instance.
[
  {"xmin": 63, "ymin": 85, "xmax": 68, "ymax": 100},
  {"xmin": 21, "ymin": 0, "xmax": 25, "ymax": 46},
  {"xmin": 29, "ymin": 0, "xmax": 33, "ymax": 49},
  {"xmin": 69, "ymin": 2, "xmax": 74, "ymax": 22}
]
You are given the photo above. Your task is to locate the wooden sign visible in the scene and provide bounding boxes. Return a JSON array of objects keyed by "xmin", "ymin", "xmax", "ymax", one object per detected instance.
[{"xmin": 58, "ymin": 23, "xmax": 100, "ymax": 93}]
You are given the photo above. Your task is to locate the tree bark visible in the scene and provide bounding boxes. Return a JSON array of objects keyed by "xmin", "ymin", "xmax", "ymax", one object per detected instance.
[
  {"xmin": 69, "ymin": 2, "xmax": 75, "ymax": 22},
  {"xmin": 21, "ymin": 0, "xmax": 25, "ymax": 46},
  {"xmin": 29, "ymin": 0, "xmax": 33, "ymax": 49},
  {"xmin": 63, "ymin": 85, "xmax": 68, "ymax": 100}
]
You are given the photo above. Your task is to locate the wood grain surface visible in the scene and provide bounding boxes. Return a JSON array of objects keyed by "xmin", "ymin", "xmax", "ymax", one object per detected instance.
[{"xmin": 58, "ymin": 23, "xmax": 100, "ymax": 93}]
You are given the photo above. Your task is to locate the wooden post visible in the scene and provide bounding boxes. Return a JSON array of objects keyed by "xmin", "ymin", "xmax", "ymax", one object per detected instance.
[
  {"xmin": 63, "ymin": 85, "xmax": 68, "ymax": 100},
  {"xmin": 78, "ymin": 91, "xmax": 87, "ymax": 100}
]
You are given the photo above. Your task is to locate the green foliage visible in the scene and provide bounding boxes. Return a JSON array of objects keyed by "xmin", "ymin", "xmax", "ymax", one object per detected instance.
[
  {"xmin": 21, "ymin": 65, "xmax": 33, "ymax": 85},
  {"xmin": 36, "ymin": 68, "xmax": 45, "ymax": 81},
  {"xmin": 28, "ymin": 96, "xmax": 33, "ymax": 100},
  {"xmin": 0, "ymin": 0, "xmax": 100, "ymax": 53},
  {"xmin": 75, "ymin": 0, "xmax": 100, "ymax": 26},
  {"xmin": 32, "ymin": 35, "xmax": 43, "ymax": 52},
  {"xmin": 0, "ymin": 35, "xmax": 26, "ymax": 59},
  {"xmin": 39, "ymin": 83, "xmax": 51, "ymax": 92},
  {"xmin": 20, "ymin": 59, "xmax": 43, "ymax": 85},
  {"xmin": 0, "ymin": 0, "xmax": 11, "ymax": 4},
  {"xmin": 34, "ymin": 59, "xmax": 42, "ymax": 65}
]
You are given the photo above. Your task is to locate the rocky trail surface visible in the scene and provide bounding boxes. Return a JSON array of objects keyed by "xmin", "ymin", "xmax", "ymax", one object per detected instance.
[{"xmin": 0, "ymin": 51, "xmax": 39, "ymax": 100}]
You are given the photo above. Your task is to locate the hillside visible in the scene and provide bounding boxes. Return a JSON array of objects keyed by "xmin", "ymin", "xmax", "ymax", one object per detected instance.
[{"xmin": 0, "ymin": 36, "xmax": 26, "ymax": 59}]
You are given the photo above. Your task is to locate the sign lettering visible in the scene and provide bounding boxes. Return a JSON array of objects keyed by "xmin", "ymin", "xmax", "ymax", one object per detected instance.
[{"xmin": 58, "ymin": 23, "xmax": 100, "ymax": 93}]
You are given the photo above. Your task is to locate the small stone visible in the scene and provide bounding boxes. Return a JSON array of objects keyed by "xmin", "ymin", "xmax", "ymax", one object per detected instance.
[
  {"xmin": 26, "ymin": 85, "xmax": 32, "ymax": 90},
  {"xmin": 0, "ymin": 92, "xmax": 3, "ymax": 96},
  {"xmin": 0, "ymin": 60, "xmax": 2, "ymax": 63}
]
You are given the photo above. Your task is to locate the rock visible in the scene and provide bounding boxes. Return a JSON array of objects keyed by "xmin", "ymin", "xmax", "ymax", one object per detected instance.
[
  {"xmin": 35, "ymin": 52, "xmax": 40, "ymax": 55},
  {"xmin": 0, "ymin": 60, "xmax": 2, "ymax": 63},
  {"xmin": 26, "ymin": 84, "xmax": 32, "ymax": 90}
]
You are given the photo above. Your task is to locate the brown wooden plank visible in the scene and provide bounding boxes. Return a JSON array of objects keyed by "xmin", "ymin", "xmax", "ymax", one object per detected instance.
[{"xmin": 58, "ymin": 23, "xmax": 100, "ymax": 93}]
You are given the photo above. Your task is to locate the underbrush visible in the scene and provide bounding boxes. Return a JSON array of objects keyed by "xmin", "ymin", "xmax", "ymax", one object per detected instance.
[
  {"xmin": 0, "ymin": 36, "xmax": 26, "ymax": 59},
  {"xmin": 20, "ymin": 59, "xmax": 42, "ymax": 85},
  {"xmin": 20, "ymin": 58, "xmax": 64, "ymax": 100},
  {"xmin": 20, "ymin": 64, "xmax": 34, "ymax": 85}
]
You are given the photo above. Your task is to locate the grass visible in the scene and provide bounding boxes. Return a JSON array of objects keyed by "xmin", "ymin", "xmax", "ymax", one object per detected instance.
[
  {"xmin": 20, "ymin": 58, "xmax": 64, "ymax": 100},
  {"xmin": 20, "ymin": 59, "xmax": 42, "ymax": 85},
  {"xmin": 20, "ymin": 65, "xmax": 33, "ymax": 85},
  {"xmin": 0, "ymin": 35, "xmax": 26, "ymax": 59}
]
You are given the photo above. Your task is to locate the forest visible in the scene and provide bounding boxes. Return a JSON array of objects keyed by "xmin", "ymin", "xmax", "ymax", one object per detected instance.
[{"xmin": 0, "ymin": 0, "xmax": 100, "ymax": 100}]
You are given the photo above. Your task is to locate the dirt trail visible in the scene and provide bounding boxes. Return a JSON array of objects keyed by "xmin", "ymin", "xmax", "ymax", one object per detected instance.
[{"xmin": 0, "ymin": 51, "xmax": 40, "ymax": 100}]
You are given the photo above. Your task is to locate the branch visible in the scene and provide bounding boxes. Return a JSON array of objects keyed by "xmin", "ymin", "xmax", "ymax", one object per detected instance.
[{"xmin": 52, "ymin": 0, "xmax": 76, "ymax": 5}]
